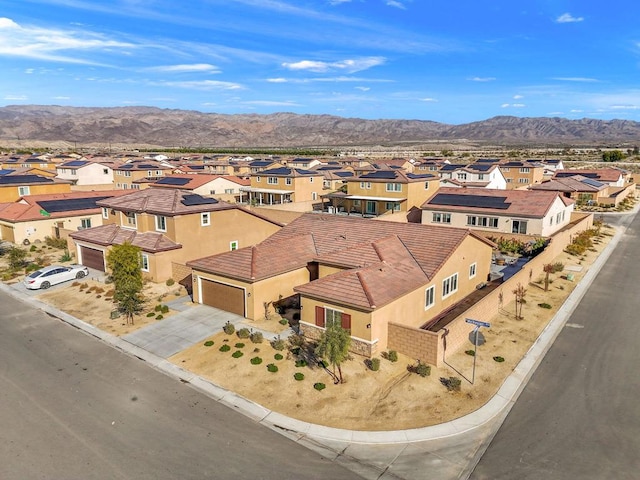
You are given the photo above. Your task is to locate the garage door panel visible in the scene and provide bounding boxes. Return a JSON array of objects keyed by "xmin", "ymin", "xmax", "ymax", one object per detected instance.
[
  {"xmin": 201, "ymin": 279, "xmax": 245, "ymax": 316},
  {"xmin": 80, "ymin": 246, "xmax": 105, "ymax": 271}
]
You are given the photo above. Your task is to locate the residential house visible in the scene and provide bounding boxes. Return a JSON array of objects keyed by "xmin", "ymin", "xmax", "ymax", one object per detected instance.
[
  {"xmin": 248, "ymin": 159, "xmax": 283, "ymax": 174},
  {"xmin": 1, "ymin": 154, "xmax": 59, "ymax": 172},
  {"xmin": 240, "ymin": 167, "xmax": 325, "ymax": 210},
  {"xmin": 0, "ymin": 190, "xmax": 126, "ymax": 245},
  {"xmin": 113, "ymin": 160, "xmax": 173, "ymax": 190},
  {"xmin": 188, "ymin": 213, "xmax": 494, "ymax": 357},
  {"xmin": 498, "ymin": 161, "xmax": 545, "ymax": 189},
  {"xmin": 323, "ymin": 170, "xmax": 439, "ymax": 216},
  {"xmin": 529, "ymin": 175, "xmax": 611, "ymax": 205},
  {"xmin": 552, "ymin": 168, "xmax": 629, "ymax": 188},
  {"xmin": 285, "ymin": 157, "xmax": 322, "ymax": 169},
  {"xmin": 438, "ymin": 163, "xmax": 507, "ymax": 189},
  {"xmin": 56, "ymin": 159, "xmax": 118, "ymax": 191},
  {"xmin": 421, "ymin": 187, "xmax": 575, "ymax": 237},
  {"xmin": 148, "ymin": 174, "xmax": 249, "ymax": 203},
  {"xmin": 69, "ymin": 188, "xmax": 282, "ymax": 283},
  {"xmin": 0, "ymin": 175, "xmax": 72, "ymax": 202}
]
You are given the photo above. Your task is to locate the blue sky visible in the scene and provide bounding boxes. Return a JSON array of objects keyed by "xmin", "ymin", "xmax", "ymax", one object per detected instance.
[{"xmin": 1, "ymin": 1, "xmax": 639, "ymax": 124}]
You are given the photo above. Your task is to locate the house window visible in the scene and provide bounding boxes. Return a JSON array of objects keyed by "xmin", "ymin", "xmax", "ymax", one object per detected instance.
[
  {"xmin": 425, "ymin": 285, "xmax": 435, "ymax": 310},
  {"xmin": 442, "ymin": 273, "xmax": 458, "ymax": 299},
  {"xmin": 469, "ymin": 263, "xmax": 477, "ymax": 279},
  {"xmin": 506, "ymin": 178, "xmax": 513, "ymax": 183},
  {"xmin": 520, "ymin": 167, "xmax": 530, "ymax": 173},
  {"xmin": 325, "ymin": 308, "xmax": 343, "ymax": 328},
  {"xmin": 478, "ymin": 174, "xmax": 484, "ymax": 180},
  {"xmin": 230, "ymin": 240, "xmax": 238, "ymax": 251},
  {"xmin": 210, "ymin": 190, "xmax": 216, "ymax": 195},
  {"xmin": 155, "ymin": 215, "xmax": 167, "ymax": 232},
  {"xmin": 315, "ymin": 306, "xmax": 351, "ymax": 330},
  {"xmin": 312, "ymin": 192, "xmax": 317, "ymax": 201},
  {"xmin": 385, "ymin": 183, "xmax": 402, "ymax": 192},
  {"xmin": 123, "ymin": 171, "xmax": 131, "ymax": 177},
  {"xmin": 457, "ymin": 173, "xmax": 467, "ymax": 180},
  {"xmin": 71, "ymin": 170, "xmax": 77, "ymax": 176},
  {"xmin": 432, "ymin": 212, "xmax": 451, "ymax": 224},
  {"xmin": 512, "ymin": 219, "xmax": 528, "ymax": 234},
  {"xmin": 124, "ymin": 212, "xmax": 137, "ymax": 228},
  {"xmin": 385, "ymin": 202, "xmax": 400, "ymax": 212},
  {"xmin": 518, "ymin": 178, "xmax": 529, "ymax": 184},
  {"xmin": 267, "ymin": 177, "xmax": 278, "ymax": 185},
  {"xmin": 550, "ymin": 216, "xmax": 554, "ymax": 226},
  {"xmin": 256, "ymin": 176, "xmax": 261, "ymax": 182},
  {"xmin": 466, "ymin": 216, "xmax": 498, "ymax": 228},
  {"xmin": 285, "ymin": 178, "xmax": 292, "ymax": 186},
  {"xmin": 309, "ymin": 177, "xmax": 314, "ymax": 183},
  {"xmin": 224, "ymin": 188, "xmax": 234, "ymax": 194},
  {"xmin": 156, "ymin": 170, "xmax": 162, "ymax": 176},
  {"xmin": 147, "ymin": 171, "xmax": 153, "ymax": 177},
  {"xmin": 424, "ymin": 182, "xmax": 430, "ymax": 189},
  {"xmin": 103, "ymin": 168, "xmax": 109, "ymax": 175},
  {"xmin": 201, "ymin": 212, "xmax": 210, "ymax": 226},
  {"xmin": 353, "ymin": 199, "xmax": 361, "ymax": 207},
  {"xmin": 80, "ymin": 218, "xmax": 92, "ymax": 229},
  {"xmin": 140, "ymin": 253, "xmax": 149, "ymax": 272},
  {"xmin": 360, "ymin": 181, "xmax": 371, "ymax": 189},
  {"xmin": 18, "ymin": 186, "xmax": 30, "ymax": 196},
  {"xmin": 102, "ymin": 207, "xmax": 109, "ymax": 219},
  {"xmin": 556, "ymin": 212, "xmax": 562, "ymax": 224},
  {"xmin": 502, "ymin": 167, "xmax": 511, "ymax": 172}
]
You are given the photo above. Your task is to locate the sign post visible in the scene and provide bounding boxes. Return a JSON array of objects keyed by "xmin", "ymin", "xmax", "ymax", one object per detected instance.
[{"xmin": 466, "ymin": 318, "xmax": 491, "ymax": 384}]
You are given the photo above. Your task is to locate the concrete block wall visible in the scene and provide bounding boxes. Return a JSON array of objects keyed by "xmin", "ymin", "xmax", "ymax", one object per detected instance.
[{"xmin": 387, "ymin": 322, "xmax": 443, "ymax": 366}]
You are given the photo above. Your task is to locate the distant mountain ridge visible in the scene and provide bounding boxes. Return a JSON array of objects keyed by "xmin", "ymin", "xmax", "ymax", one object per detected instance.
[{"xmin": 0, "ymin": 105, "xmax": 638, "ymax": 148}]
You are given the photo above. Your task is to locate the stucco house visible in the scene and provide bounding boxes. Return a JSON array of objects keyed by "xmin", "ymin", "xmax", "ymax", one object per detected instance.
[
  {"xmin": 498, "ymin": 161, "xmax": 545, "ymax": 189},
  {"xmin": 438, "ymin": 163, "xmax": 507, "ymax": 189},
  {"xmin": 56, "ymin": 159, "xmax": 118, "ymax": 191},
  {"xmin": 69, "ymin": 188, "xmax": 283, "ymax": 283},
  {"xmin": 148, "ymin": 173, "xmax": 249, "ymax": 202},
  {"xmin": 421, "ymin": 187, "xmax": 575, "ymax": 237},
  {"xmin": 240, "ymin": 167, "xmax": 325, "ymax": 209},
  {"xmin": 113, "ymin": 160, "xmax": 173, "ymax": 190},
  {"xmin": 552, "ymin": 168, "xmax": 629, "ymax": 188},
  {"xmin": 188, "ymin": 214, "xmax": 495, "ymax": 357},
  {"xmin": 0, "ymin": 175, "xmax": 72, "ymax": 202}
]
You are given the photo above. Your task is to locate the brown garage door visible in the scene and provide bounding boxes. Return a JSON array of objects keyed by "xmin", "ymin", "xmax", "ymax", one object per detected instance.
[
  {"xmin": 80, "ymin": 246, "xmax": 105, "ymax": 271},
  {"xmin": 201, "ymin": 279, "xmax": 245, "ymax": 316}
]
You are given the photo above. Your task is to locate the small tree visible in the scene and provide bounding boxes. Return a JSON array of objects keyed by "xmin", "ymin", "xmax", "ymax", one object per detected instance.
[
  {"xmin": 8, "ymin": 247, "xmax": 27, "ymax": 270},
  {"xmin": 513, "ymin": 282, "xmax": 527, "ymax": 320},
  {"xmin": 107, "ymin": 242, "xmax": 145, "ymax": 325},
  {"xmin": 543, "ymin": 263, "xmax": 554, "ymax": 291},
  {"xmin": 315, "ymin": 320, "xmax": 351, "ymax": 384}
]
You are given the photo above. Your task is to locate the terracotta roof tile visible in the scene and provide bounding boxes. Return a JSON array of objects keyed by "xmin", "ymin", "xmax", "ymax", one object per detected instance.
[{"xmin": 70, "ymin": 224, "xmax": 180, "ymax": 253}]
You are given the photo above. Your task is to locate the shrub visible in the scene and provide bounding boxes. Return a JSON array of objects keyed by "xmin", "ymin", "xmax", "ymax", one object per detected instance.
[
  {"xmin": 279, "ymin": 318, "xmax": 288, "ymax": 325},
  {"xmin": 250, "ymin": 356, "xmax": 262, "ymax": 365},
  {"xmin": 155, "ymin": 315, "xmax": 164, "ymax": 320},
  {"xmin": 465, "ymin": 349, "xmax": 475, "ymax": 356},
  {"xmin": 232, "ymin": 350, "xmax": 244, "ymax": 358},
  {"xmin": 154, "ymin": 304, "xmax": 162, "ymax": 312},
  {"xmin": 408, "ymin": 361, "xmax": 431, "ymax": 377},
  {"xmin": 270, "ymin": 335, "xmax": 285, "ymax": 351},
  {"xmin": 313, "ymin": 382, "xmax": 326, "ymax": 391},
  {"xmin": 237, "ymin": 328, "xmax": 250, "ymax": 339},
  {"xmin": 493, "ymin": 356, "xmax": 505, "ymax": 363},
  {"xmin": 44, "ymin": 236, "xmax": 68, "ymax": 249},
  {"xmin": 234, "ymin": 342, "xmax": 245, "ymax": 348},
  {"xmin": 161, "ymin": 305, "xmax": 169, "ymax": 314},
  {"xmin": 440, "ymin": 376, "xmax": 462, "ymax": 392},
  {"xmin": 538, "ymin": 303, "xmax": 552, "ymax": 309},
  {"xmin": 368, "ymin": 358, "xmax": 381, "ymax": 371},
  {"xmin": 165, "ymin": 278, "xmax": 175, "ymax": 286},
  {"xmin": 250, "ymin": 331, "xmax": 263, "ymax": 344},
  {"xmin": 219, "ymin": 344, "xmax": 231, "ymax": 352},
  {"xmin": 387, "ymin": 350, "xmax": 398, "ymax": 362},
  {"xmin": 294, "ymin": 372, "xmax": 305, "ymax": 381},
  {"xmin": 29, "ymin": 245, "xmax": 37, "ymax": 252},
  {"xmin": 295, "ymin": 359, "xmax": 308, "ymax": 368},
  {"xmin": 266, "ymin": 363, "xmax": 278, "ymax": 373},
  {"xmin": 274, "ymin": 353, "xmax": 283, "ymax": 360},
  {"xmin": 552, "ymin": 262, "xmax": 564, "ymax": 273},
  {"xmin": 204, "ymin": 340, "xmax": 214, "ymax": 347},
  {"xmin": 146, "ymin": 312, "xmax": 155, "ymax": 317},
  {"xmin": 223, "ymin": 321, "xmax": 235, "ymax": 335}
]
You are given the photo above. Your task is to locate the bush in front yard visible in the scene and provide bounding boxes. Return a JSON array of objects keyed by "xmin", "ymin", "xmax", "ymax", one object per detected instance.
[{"xmin": 237, "ymin": 328, "xmax": 250, "ymax": 339}]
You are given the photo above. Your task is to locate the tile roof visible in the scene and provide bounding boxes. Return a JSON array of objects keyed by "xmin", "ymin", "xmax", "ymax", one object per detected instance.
[
  {"xmin": 530, "ymin": 176, "xmax": 607, "ymax": 193},
  {"xmin": 552, "ymin": 168, "xmax": 624, "ymax": 183},
  {"xmin": 70, "ymin": 224, "xmax": 181, "ymax": 253},
  {"xmin": 148, "ymin": 173, "xmax": 220, "ymax": 190}
]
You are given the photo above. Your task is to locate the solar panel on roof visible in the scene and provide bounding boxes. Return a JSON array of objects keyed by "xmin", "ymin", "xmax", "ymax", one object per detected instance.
[
  {"xmin": 293, "ymin": 168, "xmax": 315, "ymax": 175},
  {"xmin": 360, "ymin": 171, "xmax": 397, "ymax": 179},
  {"xmin": 334, "ymin": 171, "xmax": 354, "ymax": 177},
  {"xmin": 137, "ymin": 164, "xmax": 158, "ymax": 169},
  {"xmin": 181, "ymin": 194, "xmax": 218, "ymax": 206},
  {"xmin": 39, "ymin": 196, "xmax": 111, "ymax": 213},
  {"xmin": 0, "ymin": 175, "xmax": 53, "ymax": 185},
  {"xmin": 468, "ymin": 164, "xmax": 493, "ymax": 171},
  {"xmin": 119, "ymin": 164, "xmax": 133, "ymax": 169},
  {"xmin": 406, "ymin": 173, "xmax": 434, "ymax": 179},
  {"xmin": 189, "ymin": 165, "xmax": 205, "ymax": 170},
  {"xmin": 0, "ymin": 169, "xmax": 15, "ymax": 175},
  {"xmin": 155, "ymin": 177, "xmax": 190, "ymax": 186},
  {"xmin": 581, "ymin": 178, "xmax": 605, "ymax": 188},
  {"xmin": 64, "ymin": 160, "xmax": 88, "ymax": 167},
  {"xmin": 556, "ymin": 172, "xmax": 598, "ymax": 179},
  {"xmin": 429, "ymin": 193, "xmax": 511, "ymax": 210},
  {"xmin": 262, "ymin": 167, "xmax": 290, "ymax": 175}
]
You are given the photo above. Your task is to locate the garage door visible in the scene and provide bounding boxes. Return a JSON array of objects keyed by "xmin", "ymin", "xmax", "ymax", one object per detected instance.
[
  {"xmin": 80, "ymin": 246, "xmax": 105, "ymax": 271},
  {"xmin": 201, "ymin": 279, "xmax": 245, "ymax": 316}
]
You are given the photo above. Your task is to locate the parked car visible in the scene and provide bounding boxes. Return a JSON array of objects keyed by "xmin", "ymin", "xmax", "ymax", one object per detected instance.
[{"xmin": 23, "ymin": 264, "xmax": 89, "ymax": 290}]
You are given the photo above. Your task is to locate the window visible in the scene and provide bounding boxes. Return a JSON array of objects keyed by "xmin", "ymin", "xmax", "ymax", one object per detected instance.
[
  {"xmin": 360, "ymin": 181, "xmax": 371, "ymax": 189},
  {"xmin": 71, "ymin": 170, "xmax": 77, "ymax": 176},
  {"xmin": 385, "ymin": 202, "xmax": 400, "ymax": 212},
  {"xmin": 386, "ymin": 183, "xmax": 402, "ymax": 192},
  {"xmin": 512, "ymin": 219, "xmax": 528, "ymax": 234},
  {"xmin": 442, "ymin": 273, "xmax": 458, "ymax": 299},
  {"xmin": 201, "ymin": 212, "xmax": 210, "ymax": 226},
  {"xmin": 103, "ymin": 168, "xmax": 109, "ymax": 175},
  {"xmin": 432, "ymin": 212, "xmax": 451, "ymax": 224},
  {"xmin": 156, "ymin": 170, "xmax": 162, "ymax": 176},
  {"xmin": 518, "ymin": 178, "xmax": 529, "ymax": 183},
  {"xmin": 520, "ymin": 167, "xmax": 530, "ymax": 173},
  {"xmin": 155, "ymin": 215, "xmax": 167, "ymax": 232},
  {"xmin": 502, "ymin": 167, "xmax": 511, "ymax": 172},
  {"xmin": 325, "ymin": 308, "xmax": 343, "ymax": 327},
  {"xmin": 224, "ymin": 188, "xmax": 234, "ymax": 194},
  {"xmin": 102, "ymin": 207, "xmax": 109, "ymax": 219},
  {"xmin": 230, "ymin": 240, "xmax": 238, "ymax": 251},
  {"xmin": 123, "ymin": 171, "xmax": 131, "ymax": 177},
  {"xmin": 353, "ymin": 199, "xmax": 361, "ymax": 207},
  {"xmin": 425, "ymin": 285, "xmax": 435, "ymax": 309},
  {"xmin": 556, "ymin": 212, "xmax": 562, "ymax": 224},
  {"xmin": 285, "ymin": 178, "xmax": 292, "ymax": 186},
  {"xmin": 469, "ymin": 263, "xmax": 477, "ymax": 279},
  {"xmin": 506, "ymin": 178, "xmax": 513, "ymax": 183},
  {"xmin": 80, "ymin": 218, "xmax": 91, "ymax": 229},
  {"xmin": 267, "ymin": 177, "xmax": 278, "ymax": 185},
  {"xmin": 550, "ymin": 216, "xmax": 554, "ymax": 226},
  {"xmin": 478, "ymin": 174, "xmax": 484, "ymax": 180},
  {"xmin": 147, "ymin": 171, "xmax": 153, "ymax": 177},
  {"xmin": 140, "ymin": 253, "xmax": 149, "ymax": 272},
  {"xmin": 457, "ymin": 173, "xmax": 467, "ymax": 180},
  {"xmin": 256, "ymin": 176, "xmax": 261, "ymax": 182},
  {"xmin": 124, "ymin": 212, "xmax": 136, "ymax": 227},
  {"xmin": 18, "ymin": 186, "xmax": 30, "ymax": 196},
  {"xmin": 424, "ymin": 181, "xmax": 430, "ymax": 189},
  {"xmin": 466, "ymin": 216, "xmax": 498, "ymax": 228},
  {"xmin": 312, "ymin": 192, "xmax": 317, "ymax": 201},
  {"xmin": 309, "ymin": 177, "xmax": 314, "ymax": 183}
]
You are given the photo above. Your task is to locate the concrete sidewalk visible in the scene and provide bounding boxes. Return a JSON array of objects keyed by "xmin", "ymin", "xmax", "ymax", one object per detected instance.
[{"xmin": 0, "ymin": 210, "xmax": 632, "ymax": 480}]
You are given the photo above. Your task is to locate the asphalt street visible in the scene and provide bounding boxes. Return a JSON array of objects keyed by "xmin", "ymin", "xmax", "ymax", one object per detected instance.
[
  {"xmin": 0, "ymin": 291, "xmax": 361, "ymax": 480},
  {"xmin": 470, "ymin": 211, "xmax": 640, "ymax": 479}
]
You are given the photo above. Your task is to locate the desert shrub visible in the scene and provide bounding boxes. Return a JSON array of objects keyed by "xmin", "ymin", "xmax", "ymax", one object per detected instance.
[
  {"xmin": 465, "ymin": 350, "xmax": 475, "ymax": 356},
  {"xmin": 204, "ymin": 340, "xmax": 214, "ymax": 347},
  {"xmin": 270, "ymin": 335, "xmax": 285, "ymax": 351},
  {"xmin": 233, "ymin": 342, "xmax": 244, "ymax": 348},
  {"xmin": 154, "ymin": 304, "xmax": 162, "ymax": 312},
  {"xmin": 266, "ymin": 363, "xmax": 278, "ymax": 373},
  {"xmin": 219, "ymin": 344, "xmax": 231, "ymax": 352},
  {"xmin": 493, "ymin": 356, "xmax": 505, "ymax": 363},
  {"xmin": 29, "ymin": 245, "xmax": 37, "ymax": 252},
  {"xmin": 367, "ymin": 358, "xmax": 381, "ymax": 371},
  {"xmin": 538, "ymin": 303, "xmax": 552, "ymax": 309},
  {"xmin": 408, "ymin": 361, "xmax": 431, "ymax": 377},
  {"xmin": 7, "ymin": 247, "xmax": 27, "ymax": 269},
  {"xmin": 44, "ymin": 236, "xmax": 68, "ymax": 249},
  {"xmin": 155, "ymin": 315, "xmax": 164, "ymax": 320},
  {"xmin": 237, "ymin": 328, "xmax": 250, "ymax": 339},
  {"xmin": 161, "ymin": 305, "xmax": 169, "ymax": 314},
  {"xmin": 223, "ymin": 321, "xmax": 235, "ymax": 335},
  {"xmin": 295, "ymin": 359, "xmax": 308, "ymax": 368},
  {"xmin": 232, "ymin": 350, "xmax": 244, "ymax": 358},
  {"xmin": 294, "ymin": 372, "xmax": 304, "ymax": 381},
  {"xmin": 552, "ymin": 262, "xmax": 564, "ymax": 273},
  {"xmin": 274, "ymin": 353, "xmax": 283, "ymax": 360},
  {"xmin": 250, "ymin": 331, "xmax": 263, "ymax": 344},
  {"xmin": 386, "ymin": 350, "xmax": 398, "ymax": 362},
  {"xmin": 250, "ymin": 356, "xmax": 262, "ymax": 365},
  {"xmin": 313, "ymin": 382, "xmax": 326, "ymax": 391},
  {"xmin": 165, "ymin": 278, "xmax": 175, "ymax": 286},
  {"xmin": 59, "ymin": 248, "xmax": 73, "ymax": 262},
  {"xmin": 440, "ymin": 376, "xmax": 462, "ymax": 392},
  {"xmin": 279, "ymin": 318, "xmax": 288, "ymax": 325},
  {"xmin": 146, "ymin": 312, "xmax": 155, "ymax": 317}
]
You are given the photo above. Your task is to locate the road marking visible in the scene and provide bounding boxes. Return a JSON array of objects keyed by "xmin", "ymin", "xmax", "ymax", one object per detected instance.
[{"xmin": 565, "ymin": 323, "xmax": 584, "ymax": 329}]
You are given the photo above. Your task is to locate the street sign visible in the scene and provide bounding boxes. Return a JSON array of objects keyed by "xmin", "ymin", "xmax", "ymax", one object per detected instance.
[
  {"xmin": 466, "ymin": 318, "xmax": 491, "ymax": 328},
  {"xmin": 39, "ymin": 209, "xmax": 50, "ymax": 217}
]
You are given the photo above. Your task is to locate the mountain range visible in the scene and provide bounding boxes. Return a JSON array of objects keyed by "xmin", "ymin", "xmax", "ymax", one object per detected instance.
[{"xmin": 0, "ymin": 105, "xmax": 639, "ymax": 149}]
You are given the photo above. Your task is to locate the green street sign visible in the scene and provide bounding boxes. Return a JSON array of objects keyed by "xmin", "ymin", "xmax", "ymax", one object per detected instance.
[{"xmin": 39, "ymin": 209, "xmax": 50, "ymax": 217}]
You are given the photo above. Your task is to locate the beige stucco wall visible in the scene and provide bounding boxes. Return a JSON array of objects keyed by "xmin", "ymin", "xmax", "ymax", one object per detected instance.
[
  {"xmin": 0, "ymin": 183, "xmax": 72, "ymax": 203},
  {"xmin": 3, "ymin": 213, "xmax": 104, "ymax": 245}
]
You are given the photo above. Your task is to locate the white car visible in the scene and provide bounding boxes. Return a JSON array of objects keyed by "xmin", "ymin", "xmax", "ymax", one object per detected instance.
[{"xmin": 23, "ymin": 264, "xmax": 89, "ymax": 290}]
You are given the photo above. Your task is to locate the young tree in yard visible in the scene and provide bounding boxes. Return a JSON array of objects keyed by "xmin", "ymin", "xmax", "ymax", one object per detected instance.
[
  {"xmin": 106, "ymin": 242, "xmax": 145, "ymax": 325},
  {"xmin": 7, "ymin": 247, "xmax": 27, "ymax": 270},
  {"xmin": 543, "ymin": 263, "xmax": 554, "ymax": 292},
  {"xmin": 315, "ymin": 320, "xmax": 351, "ymax": 384},
  {"xmin": 513, "ymin": 282, "xmax": 527, "ymax": 320}
]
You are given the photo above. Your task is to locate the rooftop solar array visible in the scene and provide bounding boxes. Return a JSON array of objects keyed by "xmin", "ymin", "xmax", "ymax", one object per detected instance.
[
  {"xmin": 0, "ymin": 169, "xmax": 15, "ymax": 175},
  {"xmin": 137, "ymin": 164, "xmax": 159, "ymax": 169},
  {"xmin": 0, "ymin": 175, "xmax": 53, "ymax": 185},
  {"xmin": 555, "ymin": 172, "xmax": 598, "ymax": 179},
  {"xmin": 334, "ymin": 171, "xmax": 354, "ymax": 177},
  {"xmin": 119, "ymin": 164, "xmax": 134, "ymax": 169},
  {"xmin": 181, "ymin": 194, "xmax": 219, "ymax": 206},
  {"xmin": 249, "ymin": 161, "xmax": 272, "ymax": 167},
  {"xmin": 63, "ymin": 160, "xmax": 89, "ymax": 167},
  {"xmin": 439, "ymin": 164, "xmax": 467, "ymax": 171},
  {"xmin": 39, "ymin": 196, "xmax": 111, "ymax": 213},
  {"xmin": 475, "ymin": 158, "xmax": 500, "ymax": 163},
  {"xmin": 293, "ymin": 168, "xmax": 317, "ymax": 175},
  {"xmin": 468, "ymin": 164, "xmax": 493, "ymax": 171},
  {"xmin": 406, "ymin": 173, "xmax": 435, "ymax": 179},
  {"xmin": 360, "ymin": 171, "xmax": 397, "ymax": 179},
  {"xmin": 429, "ymin": 193, "xmax": 511, "ymax": 210},
  {"xmin": 189, "ymin": 165, "xmax": 205, "ymax": 170},
  {"xmin": 155, "ymin": 177, "xmax": 191, "ymax": 186},
  {"xmin": 581, "ymin": 178, "xmax": 605, "ymax": 188}
]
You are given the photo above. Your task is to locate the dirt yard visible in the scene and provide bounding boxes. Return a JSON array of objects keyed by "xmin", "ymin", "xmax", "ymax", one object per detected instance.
[{"xmin": 6, "ymin": 224, "xmax": 615, "ymax": 430}]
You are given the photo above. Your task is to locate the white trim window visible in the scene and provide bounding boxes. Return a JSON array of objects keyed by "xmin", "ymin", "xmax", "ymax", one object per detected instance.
[
  {"xmin": 123, "ymin": 211, "xmax": 137, "ymax": 228},
  {"xmin": 360, "ymin": 181, "xmax": 371, "ymax": 190},
  {"xmin": 140, "ymin": 253, "xmax": 149, "ymax": 272},
  {"xmin": 80, "ymin": 218, "xmax": 92, "ymax": 229},
  {"xmin": 512, "ymin": 219, "xmax": 528, "ymax": 234},
  {"xmin": 155, "ymin": 215, "xmax": 167, "ymax": 232},
  {"xmin": 256, "ymin": 176, "xmax": 261, "ymax": 182},
  {"xmin": 230, "ymin": 240, "xmax": 239, "ymax": 251},
  {"xmin": 267, "ymin": 177, "xmax": 278, "ymax": 185},
  {"xmin": 201, "ymin": 212, "xmax": 211, "ymax": 226},
  {"xmin": 469, "ymin": 263, "xmax": 477, "ymax": 279},
  {"xmin": 285, "ymin": 178, "xmax": 292, "ymax": 186},
  {"xmin": 425, "ymin": 285, "xmax": 435, "ymax": 310},
  {"xmin": 102, "ymin": 207, "xmax": 109, "ymax": 219},
  {"xmin": 385, "ymin": 202, "xmax": 400, "ymax": 212},
  {"xmin": 385, "ymin": 183, "xmax": 402, "ymax": 192},
  {"xmin": 432, "ymin": 212, "xmax": 451, "ymax": 224},
  {"xmin": 18, "ymin": 186, "xmax": 30, "ymax": 196},
  {"xmin": 442, "ymin": 273, "xmax": 458, "ymax": 299}
]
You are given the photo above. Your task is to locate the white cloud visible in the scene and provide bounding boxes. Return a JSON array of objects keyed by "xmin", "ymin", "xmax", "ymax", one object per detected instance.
[
  {"xmin": 145, "ymin": 63, "xmax": 220, "ymax": 73},
  {"xmin": 553, "ymin": 77, "xmax": 599, "ymax": 83},
  {"xmin": 501, "ymin": 103, "xmax": 526, "ymax": 108},
  {"xmin": 24, "ymin": 68, "xmax": 34, "ymax": 74},
  {"xmin": 610, "ymin": 105, "xmax": 640, "ymax": 110},
  {"xmin": 513, "ymin": 95, "xmax": 524, "ymax": 99},
  {"xmin": 570, "ymin": 109, "xmax": 583, "ymax": 113},
  {"xmin": 469, "ymin": 76, "xmax": 496, "ymax": 82},
  {"xmin": 53, "ymin": 96, "xmax": 70, "ymax": 100},
  {"xmin": 0, "ymin": 17, "xmax": 19, "ymax": 29},
  {"xmin": 420, "ymin": 97, "xmax": 437, "ymax": 102},
  {"xmin": 556, "ymin": 13, "xmax": 584, "ymax": 23},
  {"xmin": 355, "ymin": 86, "xmax": 370, "ymax": 91},
  {"xmin": 386, "ymin": 1, "xmax": 406, "ymax": 9},
  {"xmin": 4, "ymin": 94, "xmax": 27, "ymax": 100},
  {"xmin": 282, "ymin": 57, "xmax": 385, "ymax": 74},
  {"xmin": 266, "ymin": 77, "xmax": 288, "ymax": 83},
  {"xmin": 266, "ymin": 76, "xmax": 393, "ymax": 84},
  {"xmin": 242, "ymin": 100, "xmax": 302, "ymax": 106},
  {"xmin": 329, "ymin": 0, "xmax": 352, "ymax": 4},
  {"xmin": 152, "ymin": 80, "xmax": 243, "ymax": 90}
]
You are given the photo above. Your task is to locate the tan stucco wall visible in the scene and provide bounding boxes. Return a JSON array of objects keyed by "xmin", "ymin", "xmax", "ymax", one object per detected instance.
[
  {"xmin": 0, "ymin": 183, "xmax": 72, "ymax": 203},
  {"xmin": 3, "ymin": 213, "xmax": 103, "ymax": 245}
]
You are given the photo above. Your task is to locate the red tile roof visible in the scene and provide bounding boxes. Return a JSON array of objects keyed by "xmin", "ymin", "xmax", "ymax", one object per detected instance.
[{"xmin": 70, "ymin": 224, "xmax": 181, "ymax": 253}]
